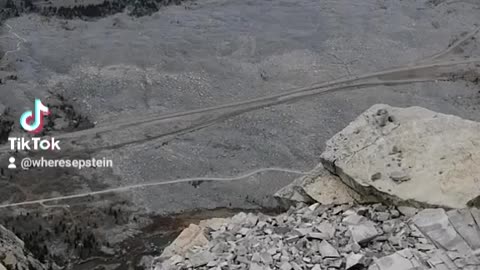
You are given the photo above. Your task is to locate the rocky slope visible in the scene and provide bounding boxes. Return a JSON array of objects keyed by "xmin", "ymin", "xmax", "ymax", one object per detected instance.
[
  {"xmin": 154, "ymin": 105, "xmax": 480, "ymax": 270},
  {"xmin": 154, "ymin": 204, "xmax": 480, "ymax": 270},
  {"xmin": 0, "ymin": 225, "xmax": 47, "ymax": 270}
]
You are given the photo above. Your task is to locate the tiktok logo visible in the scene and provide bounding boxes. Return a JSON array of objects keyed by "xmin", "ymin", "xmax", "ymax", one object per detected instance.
[{"xmin": 20, "ymin": 99, "xmax": 50, "ymax": 134}]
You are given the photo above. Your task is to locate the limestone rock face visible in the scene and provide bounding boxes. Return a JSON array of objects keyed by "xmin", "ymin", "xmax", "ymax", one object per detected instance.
[
  {"xmin": 321, "ymin": 104, "xmax": 480, "ymax": 208},
  {"xmin": 0, "ymin": 225, "xmax": 47, "ymax": 270}
]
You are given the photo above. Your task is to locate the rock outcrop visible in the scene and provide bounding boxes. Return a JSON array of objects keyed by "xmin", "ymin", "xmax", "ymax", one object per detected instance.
[
  {"xmin": 154, "ymin": 104, "xmax": 480, "ymax": 270},
  {"xmin": 0, "ymin": 225, "xmax": 47, "ymax": 270},
  {"xmin": 320, "ymin": 104, "xmax": 480, "ymax": 208}
]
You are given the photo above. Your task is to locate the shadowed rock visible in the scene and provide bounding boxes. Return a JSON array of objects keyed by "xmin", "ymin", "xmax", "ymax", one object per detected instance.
[
  {"xmin": 274, "ymin": 164, "xmax": 370, "ymax": 206},
  {"xmin": 0, "ymin": 225, "xmax": 47, "ymax": 270}
]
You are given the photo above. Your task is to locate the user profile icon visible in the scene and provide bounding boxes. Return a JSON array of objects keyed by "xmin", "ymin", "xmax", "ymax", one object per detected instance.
[{"xmin": 8, "ymin": 157, "xmax": 16, "ymax": 169}]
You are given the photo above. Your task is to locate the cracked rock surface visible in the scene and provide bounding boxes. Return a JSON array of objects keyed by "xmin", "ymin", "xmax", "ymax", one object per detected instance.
[{"xmin": 320, "ymin": 104, "xmax": 480, "ymax": 208}]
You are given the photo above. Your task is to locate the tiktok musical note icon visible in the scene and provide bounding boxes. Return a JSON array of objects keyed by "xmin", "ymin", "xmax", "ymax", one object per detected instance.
[{"xmin": 20, "ymin": 99, "xmax": 50, "ymax": 134}]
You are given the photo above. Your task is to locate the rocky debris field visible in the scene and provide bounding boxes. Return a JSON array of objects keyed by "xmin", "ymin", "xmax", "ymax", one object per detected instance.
[
  {"xmin": 154, "ymin": 104, "xmax": 480, "ymax": 270},
  {"xmin": 155, "ymin": 204, "xmax": 480, "ymax": 270}
]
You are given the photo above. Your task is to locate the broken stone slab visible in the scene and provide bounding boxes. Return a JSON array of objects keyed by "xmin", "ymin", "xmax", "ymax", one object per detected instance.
[
  {"xmin": 249, "ymin": 263, "xmax": 263, "ymax": 270},
  {"xmin": 318, "ymin": 240, "xmax": 340, "ymax": 258},
  {"xmin": 346, "ymin": 253, "xmax": 366, "ymax": 269},
  {"xmin": 231, "ymin": 212, "xmax": 248, "ymax": 224},
  {"xmin": 186, "ymin": 250, "xmax": 214, "ymax": 267},
  {"xmin": 427, "ymin": 250, "xmax": 461, "ymax": 270},
  {"xmin": 349, "ymin": 221, "xmax": 380, "ymax": 245},
  {"xmin": 343, "ymin": 214, "xmax": 367, "ymax": 225},
  {"xmin": 160, "ymin": 224, "xmax": 209, "ymax": 259},
  {"xmin": 273, "ymin": 165, "xmax": 322, "ymax": 205},
  {"xmin": 320, "ymin": 104, "xmax": 480, "ymax": 208},
  {"xmin": 199, "ymin": 217, "xmax": 231, "ymax": 231},
  {"xmin": 342, "ymin": 213, "xmax": 381, "ymax": 245},
  {"xmin": 168, "ymin": 255, "xmax": 184, "ymax": 265},
  {"xmin": 316, "ymin": 222, "xmax": 336, "ymax": 239},
  {"xmin": 397, "ymin": 206, "xmax": 418, "ymax": 217},
  {"xmin": 446, "ymin": 209, "xmax": 480, "ymax": 251},
  {"xmin": 260, "ymin": 252, "xmax": 273, "ymax": 264},
  {"xmin": 307, "ymin": 232, "xmax": 330, "ymax": 240},
  {"xmin": 412, "ymin": 209, "xmax": 472, "ymax": 254},
  {"xmin": 274, "ymin": 164, "xmax": 371, "ymax": 206},
  {"xmin": 280, "ymin": 262, "xmax": 293, "ymax": 270},
  {"xmin": 370, "ymin": 249, "xmax": 423, "ymax": 270},
  {"xmin": 470, "ymin": 208, "xmax": 480, "ymax": 235},
  {"xmin": 295, "ymin": 227, "xmax": 313, "ymax": 236}
]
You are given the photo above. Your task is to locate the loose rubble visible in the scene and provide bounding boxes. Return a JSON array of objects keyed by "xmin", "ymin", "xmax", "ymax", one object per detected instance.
[
  {"xmin": 153, "ymin": 204, "xmax": 480, "ymax": 270},
  {"xmin": 153, "ymin": 104, "xmax": 480, "ymax": 270}
]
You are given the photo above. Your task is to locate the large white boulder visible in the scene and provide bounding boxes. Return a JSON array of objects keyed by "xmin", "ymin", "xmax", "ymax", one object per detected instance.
[{"xmin": 321, "ymin": 104, "xmax": 480, "ymax": 208}]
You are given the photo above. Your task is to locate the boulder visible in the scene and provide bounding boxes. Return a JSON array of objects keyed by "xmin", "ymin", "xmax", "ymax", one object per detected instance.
[
  {"xmin": 321, "ymin": 104, "xmax": 480, "ymax": 208},
  {"xmin": 446, "ymin": 209, "xmax": 480, "ymax": 251},
  {"xmin": 346, "ymin": 253, "xmax": 365, "ymax": 269},
  {"xmin": 369, "ymin": 249, "xmax": 422, "ymax": 270},
  {"xmin": 413, "ymin": 209, "xmax": 472, "ymax": 254},
  {"xmin": 198, "ymin": 218, "xmax": 230, "ymax": 231},
  {"xmin": 186, "ymin": 250, "xmax": 214, "ymax": 267},
  {"xmin": 318, "ymin": 240, "xmax": 340, "ymax": 258},
  {"xmin": 160, "ymin": 224, "xmax": 209, "ymax": 259},
  {"xmin": 349, "ymin": 222, "xmax": 380, "ymax": 245},
  {"xmin": 275, "ymin": 164, "xmax": 369, "ymax": 206}
]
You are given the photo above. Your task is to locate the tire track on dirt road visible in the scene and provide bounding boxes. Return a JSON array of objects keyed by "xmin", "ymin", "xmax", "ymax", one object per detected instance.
[
  {"xmin": 1, "ymin": 23, "xmax": 478, "ymax": 153},
  {"xmin": 418, "ymin": 26, "xmax": 480, "ymax": 63},
  {"xmin": 61, "ymin": 57, "xmax": 480, "ymax": 139},
  {"xmin": 0, "ymin": 26, "xmax": 478, "ymax": 209},
  {"xmin": 82, "ymin": 77, "xmax": 445, "ymax": 153},
  {"xmin": 0, "ymin": 57, "xmax": 477, "ymax": 154},
  {"xmin": 0, "ymin": 23, "xmax": 27, "ymax": 59},
  {"xmin": 72, "ymin": 21, "xmax": 480, "ymax": 134},
  {"xmin": 0, "ymin": 167, "xmax": 310, "ymax": 208}
]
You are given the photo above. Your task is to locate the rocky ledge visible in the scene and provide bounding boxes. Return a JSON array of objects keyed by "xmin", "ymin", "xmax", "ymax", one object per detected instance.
[
  {"xmin": 320, "ymin": 104, "xmax": 480, "ymax": 208},
  {"xmin": 154, "ymin": 104, "xmax": 480, "ymax": 270}
]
